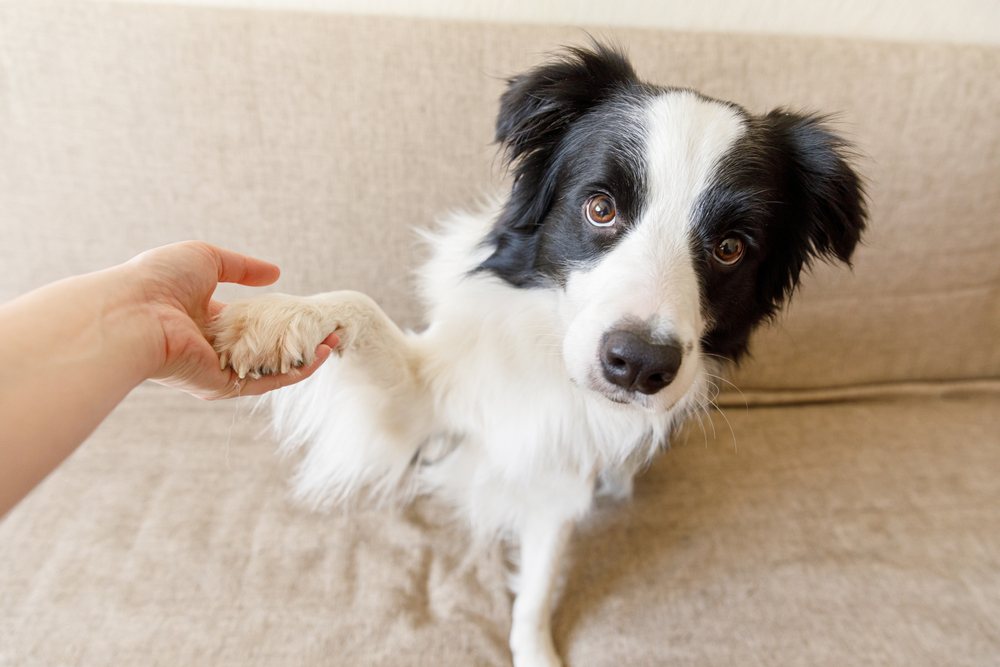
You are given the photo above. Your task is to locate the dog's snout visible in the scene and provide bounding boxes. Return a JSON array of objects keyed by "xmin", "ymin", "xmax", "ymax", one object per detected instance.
[{"xmin": 599, "ymin": 330, "xmax": 683, "ymax": 395}]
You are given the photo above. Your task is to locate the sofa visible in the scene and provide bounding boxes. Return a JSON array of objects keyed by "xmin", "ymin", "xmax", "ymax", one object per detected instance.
[{"xmin": 1, "ymin": 3, "xmax": 998, "ymax": 665}]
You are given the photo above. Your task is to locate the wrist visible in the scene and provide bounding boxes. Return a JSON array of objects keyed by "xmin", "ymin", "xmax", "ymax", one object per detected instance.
[{"xmin": 95, "ymin": 263, "xmax": 167, "ymax": 384}]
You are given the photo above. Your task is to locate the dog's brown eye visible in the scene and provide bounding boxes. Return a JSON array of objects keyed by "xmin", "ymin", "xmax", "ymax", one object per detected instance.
[
  {"xmin": 714, "ymin": 237, "xmax": 745, "ymax": 265},
  {"xmin": 584, "ymin": 195, "xmax": 617, "ymax": 227}
]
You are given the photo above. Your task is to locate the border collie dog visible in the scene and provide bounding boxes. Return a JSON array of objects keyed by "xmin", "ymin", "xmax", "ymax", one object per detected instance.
[{"xmin": 212, "ymin": 44, "xmax": 865, "ymax": 667}]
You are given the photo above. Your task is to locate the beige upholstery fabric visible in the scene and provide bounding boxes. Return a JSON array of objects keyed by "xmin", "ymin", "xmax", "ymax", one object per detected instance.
[
  {"xmin": 2, "ymin": 385, "xmax": 998, "ymax": 666},
  {"xmin": 1, "ymin": 3, "xmax": 998, "ymax": 392},
  {"xmin": 1, "ymin": 3, "xmax": 999, "ymax": 667}
]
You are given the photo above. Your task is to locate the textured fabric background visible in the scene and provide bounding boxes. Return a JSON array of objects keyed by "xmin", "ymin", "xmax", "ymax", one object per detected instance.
[
  {"xmin": 1, "ymin": 384, "xmax": 998, "ymax": 666},
  {"xmin": 1, "ymin": 3, "xmax": 998, "ymax": 392},
  {"xmin": 1, "ymin": 4, "xmax": 999, "ymax": 667}
]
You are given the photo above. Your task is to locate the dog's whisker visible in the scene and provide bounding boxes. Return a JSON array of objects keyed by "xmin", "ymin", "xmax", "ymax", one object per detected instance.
[
  {"xmin": 706, "ymin": 397, "xmax": 738, "ymax": 454},
  {"xmin": 692, "ymin": 388, "xmax": 717, "ymax": 444},
  {"xmin": 691, "ymin": 403, "xmax": 709, "ymax": 449},
  {"xmin": 704, "ymin": 372, "xmax": 749, "ymax": 411},
  {"xmin": 703, "ymin": 403, "xmax": 717, "ymax": 442}
]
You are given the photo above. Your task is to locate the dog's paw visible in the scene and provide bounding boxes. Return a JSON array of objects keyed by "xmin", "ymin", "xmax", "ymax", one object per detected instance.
[{"xmin": 211, "ymin": 294, "xmax": 332, "ymax": 379}]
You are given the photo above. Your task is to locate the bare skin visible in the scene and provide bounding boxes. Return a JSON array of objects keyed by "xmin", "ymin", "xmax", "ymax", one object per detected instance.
[{"xmin": 0, "ymin": 241, "xmax": 337, "ymax": 516}]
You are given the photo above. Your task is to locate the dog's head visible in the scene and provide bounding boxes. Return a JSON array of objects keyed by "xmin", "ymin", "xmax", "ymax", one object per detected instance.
[{"xmin": 479, "ymin": 43, "xmax": 866, "ymax": 413}]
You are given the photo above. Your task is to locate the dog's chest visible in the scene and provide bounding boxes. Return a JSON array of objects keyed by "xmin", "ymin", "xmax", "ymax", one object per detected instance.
[{"xmin": 429, "ymin": 337, "xmax": 659, "ymax": 472}]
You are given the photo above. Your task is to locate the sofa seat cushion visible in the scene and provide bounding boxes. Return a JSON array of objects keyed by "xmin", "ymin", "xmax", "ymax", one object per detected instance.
[{"xmin": 2, "ymin": 384, "xmax": 997, "ymax": 666}]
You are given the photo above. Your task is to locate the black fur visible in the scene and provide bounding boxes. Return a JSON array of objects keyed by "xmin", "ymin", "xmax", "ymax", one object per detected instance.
[
  {"xmin": 481, "ymin": 44, "xmax": 867, "ymax": 361},
  {"xmin": 480, "ymin": 43, "xmax": 649, "ymax": 286},
  {"xmin": 693, "ymin": 111, "xmax": 867, "ymax": 360}
]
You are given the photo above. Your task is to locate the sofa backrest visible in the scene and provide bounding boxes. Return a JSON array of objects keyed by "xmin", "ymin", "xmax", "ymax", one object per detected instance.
[{"xmin": 1, "ymin": 4, "xmax": 998, "ymax": 394}]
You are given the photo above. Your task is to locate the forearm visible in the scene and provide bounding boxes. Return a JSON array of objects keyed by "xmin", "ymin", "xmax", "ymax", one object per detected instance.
[{"xmin": 0, "ymin": 266, "xmax": 157, "ymax": 515}]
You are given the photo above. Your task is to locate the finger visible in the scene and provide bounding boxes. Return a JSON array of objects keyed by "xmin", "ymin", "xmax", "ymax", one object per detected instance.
[
  {"xmin": 321, "ymin": 332, "xmax": 340, "ymax": 349},
  {"xmin": 223, "ymin": 345, "xmax": 332, "ymax": 398},
  {"xmin": 206, "ymin": 244, "xmax": 281, "ymax": 287}
]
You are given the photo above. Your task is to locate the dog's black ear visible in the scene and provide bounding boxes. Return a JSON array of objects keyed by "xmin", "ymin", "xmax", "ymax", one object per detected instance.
[
  {"xmin": 496, "ymin": 43, "xmax": 637, "ymax": 174},
  {"xmin": 480, "ymin": 44, "xmax": 638, "ymax": 285},
  {"xmin": 495, "ymin": 43, "xmax": 637, "ymax": 233},
  {"xmin": 761, "ymin": 110, "xmax": 868, "ymax": 305}
]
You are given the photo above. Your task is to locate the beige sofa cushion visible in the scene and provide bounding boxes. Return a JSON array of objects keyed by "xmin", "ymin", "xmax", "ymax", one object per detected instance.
[
  {"xmin": 2, "ymin": 384, "xmax": 998, "ymax": 666},
  {"xmin": 0, "ymin": 3, "xmax": 998, "ymax": 394}
]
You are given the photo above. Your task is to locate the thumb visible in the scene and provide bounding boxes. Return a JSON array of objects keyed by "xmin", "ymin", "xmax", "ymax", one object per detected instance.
[{"xmin": 206, "ymin": 244, "xmax": 281, "ymax": 287}]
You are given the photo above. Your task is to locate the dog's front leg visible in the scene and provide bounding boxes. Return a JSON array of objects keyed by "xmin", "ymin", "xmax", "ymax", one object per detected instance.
[
  {"xmin": 210, "ymin": 290, "xmax": 414, "ymax": 384},
  {"xmin": 596, "ymin": 449, "xmax": 647, "ymax": 501},
  {"xmin": 510, "ymin": 517, "xmax": 574, "ymax": 667},
  {"xmin": 211, "ymin": 291, "xmax": 431, "ymax": 504}
]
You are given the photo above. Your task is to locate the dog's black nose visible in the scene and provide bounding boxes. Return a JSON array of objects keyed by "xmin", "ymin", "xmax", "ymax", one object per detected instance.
[{"xmin": 599, "ymin": 330, "xmax": 683, "ymax": 395}]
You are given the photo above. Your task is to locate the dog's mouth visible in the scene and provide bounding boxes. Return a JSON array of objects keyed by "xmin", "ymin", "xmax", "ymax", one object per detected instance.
[
  {"xmin": 572, "ymin": 371, "xmax": 637, "ymax": 407},
  {"xmin": 585, "ymin": 374, "xmax": 654, "ymax": 409},
  {"xmin": 599, "ymin": 387, "xmax": 635, "ymax": 405},
  {"xmin": 582, "ymin": 367, "xmax": 691, "ymax": 413}
]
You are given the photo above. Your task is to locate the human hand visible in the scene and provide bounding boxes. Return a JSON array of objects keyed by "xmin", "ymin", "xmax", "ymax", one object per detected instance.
[{"xmin": 123, "ymin": 241, "xmax": 336, "ymax": 399}]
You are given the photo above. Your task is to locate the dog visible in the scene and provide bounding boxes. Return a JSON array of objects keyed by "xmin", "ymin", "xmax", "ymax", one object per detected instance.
[{"xmin": 210, "ymin": 43, "xmax": 866, "ymax": 667}]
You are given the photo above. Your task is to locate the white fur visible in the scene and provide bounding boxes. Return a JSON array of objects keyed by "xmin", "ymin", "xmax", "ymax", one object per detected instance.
[{"xmin": 211, "ymin": 91, "xmax": 746, "ymax": 667}]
